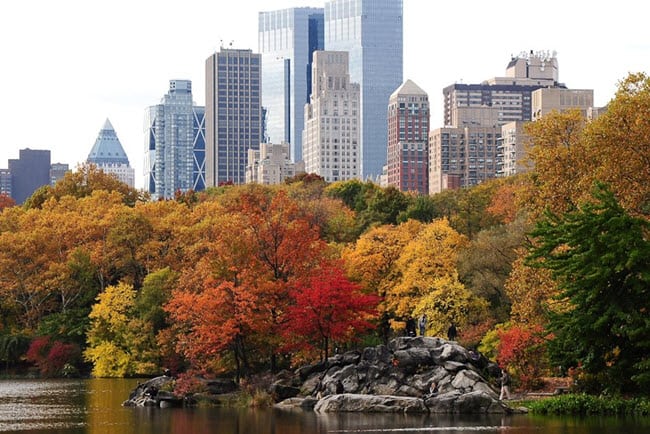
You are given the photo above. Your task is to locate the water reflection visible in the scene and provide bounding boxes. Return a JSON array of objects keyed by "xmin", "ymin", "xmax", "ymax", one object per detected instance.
[{"xmin": 1, "ymin": 379, "xmax": 650, "ymax": 434}]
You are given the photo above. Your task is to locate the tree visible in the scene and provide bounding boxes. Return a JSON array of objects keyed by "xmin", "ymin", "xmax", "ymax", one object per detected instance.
[
  {"xmin": 583, "ymin": 72, "xmax": 650, "ymax": 218},
  {"xmin": 25, "ymin": 163, "xmax": 147, "ymax": 209},
  {"xmin": 528, "ymin": 183, "xmax": 650, "ymax": 393},
  {"xmin": 389, "ymin": 218, "xmax": 468, "ymax": 318},
  {"xmin": 342, "ymin": 220, "xmax": 424, "ymax": 341},
  {"xmin": 522, "ymin": 108, "xmax": 592, "ymax": 216},
  {"xmin": 414, "ymin": 274, "xmax": 490, "ymax": 342},
  {"xmin": 457, "ymin": 216, "xmax": 530, "ymax": 321},
  {"xmin": 84, "ymin": 282, "xmax": 137, "ymax": 377},
  {"xmin": 0, "ymin": 193, "xmax": 15, "ymax": 211},
  {"xmin": 283, "ymin": 262, "xmax": 379, "ymax": 361}
]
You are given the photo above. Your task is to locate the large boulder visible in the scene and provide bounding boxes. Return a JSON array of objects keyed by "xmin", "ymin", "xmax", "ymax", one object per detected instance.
[{"xmin": 314, "ymin": 393, "xmax": 428, "ymax": 413}]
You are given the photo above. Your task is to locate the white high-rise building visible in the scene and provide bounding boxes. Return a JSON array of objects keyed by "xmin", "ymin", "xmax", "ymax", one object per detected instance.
[{"xmin": 302, "ymin": 51, "xmax": 361, "ymax": 182}]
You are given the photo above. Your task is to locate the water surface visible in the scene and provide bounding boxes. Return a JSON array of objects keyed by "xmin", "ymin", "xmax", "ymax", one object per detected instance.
[{"xmin": 1, "ymin": 379, "xmax": 649, "ymax": 433}]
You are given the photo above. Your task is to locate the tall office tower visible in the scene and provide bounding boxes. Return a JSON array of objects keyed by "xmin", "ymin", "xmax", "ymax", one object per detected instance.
[
  {"xmin": 302, "ymin": 51, "xmax": 361, "ymax": 182},
  {"xmin": 259, "ymin": 7, "xmax": 324, "ymax": 162},
  {"xmin": 144, "ymin": 80, "xmax": 204, "ymax": 199},
  {"xmin": 443, "ymin": 51, "xmax": 563, "ymax": 128},
  {"xmin": 429, "ymin": 126, "xmax": 500, "ymax": 194},
  {"xmin": 386, "ymin": 79, "xmax": 429, "ymax": 194},
  {"xmin": 324, "ymin": 0, "xmax": 403, "ymax": 180},
  {"xmin": 8, "ymin": 149, "xmax": 51, "ymax": 204},
  {"xmin": 87, "ymin": 119, "xmax": 135, "ymax": 188},
  {"xmin": 205, "ymin": 48, "xmax": 263, "ymax": 186}
]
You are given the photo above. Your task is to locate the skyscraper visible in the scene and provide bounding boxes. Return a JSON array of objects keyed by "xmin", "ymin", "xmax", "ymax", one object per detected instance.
[
  {"xmin": 8, "ymin": 149, "xmax": 51, "ymax": 204},
  {"xmin": 205, "ymin": 48, "xmax": 262, "ymax": 186},
  {"xmin": 302, "ymin": 51, "xmax": 360, "ymax": 182},
  {"xmin": 324, "ymin": 0, "xmax": 403, "ymax": 180},
  {"xmin": 87, "ymin": 119, "xmax": 135, "ymax": 188},
  {"xmin": 386, "ymin": 79, "xmax": 429, "ymax": 194},
  {"xmin": 144, "ymin": 80, "xmax": 204, "ymax": 199},
  {"xmin": 259, "ymin": 7, "xmax": 324, "ymax": 162}
]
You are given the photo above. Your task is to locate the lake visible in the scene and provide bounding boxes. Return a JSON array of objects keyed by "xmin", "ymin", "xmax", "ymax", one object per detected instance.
[{"xmin": 1, "ymin": 378, "xmax": 649, "ymax": 433}]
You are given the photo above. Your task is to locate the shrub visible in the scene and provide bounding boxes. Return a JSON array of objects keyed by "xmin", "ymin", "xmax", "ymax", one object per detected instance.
[{"xmin": 527, "ymin": 394, "xmax": 650, "ymax": 416}]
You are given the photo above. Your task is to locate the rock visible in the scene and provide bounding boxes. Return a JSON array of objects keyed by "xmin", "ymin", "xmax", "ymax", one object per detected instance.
[
  {"xmin": 274, "ymin": 397, "xmax": 319, "ymax": 410},
  {"xmin": 204, "ymin": 378, "xmax": 238, "ymax": 395},
  {"xmin": 270, "ymin": 382, "xmax": 300, "ymax": 401},
  {"xmin": 122, "ymin": 375, "xmax": 179, "ymax": 408},
  {"xmin": 314, "ymin": 393, "xmax": 428, "ymax": 413}
]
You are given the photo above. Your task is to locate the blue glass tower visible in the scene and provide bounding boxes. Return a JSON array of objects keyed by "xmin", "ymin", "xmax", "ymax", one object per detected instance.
[
  {"xmin": 324, "ymin": 0, "xmax": 403, "ymax": 180},
  {"xmin": 259, "ymin": 7, "xmax": 324, "ymax": 162},
  {"xmin": 145, "ymin": 80, "xmax": 205, "ymax": 199}
]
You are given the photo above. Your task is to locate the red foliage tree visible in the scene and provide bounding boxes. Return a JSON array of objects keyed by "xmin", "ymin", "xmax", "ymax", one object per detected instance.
[
  {"xmin": 26, "ymin": 336, "xmax": 80, "ymax": 377},
  {"xmin": 284, "ymin": 262, "xmax": 380, "ymax": 361},
  {"xmin": 497, "ymin": 325, "xmax": 549, "ymax": 390}
]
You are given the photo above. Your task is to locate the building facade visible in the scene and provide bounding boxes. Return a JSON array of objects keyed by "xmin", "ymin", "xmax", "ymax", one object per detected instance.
[
  {"xmin": 386, "ymin": 79, "xmax": 429, "ymax": 194},
  {"xmin": 302, "ymin": 51, "xmax": 361, "ymax": 182},
  {"xmin": 259, "ymin": 7, "xmax": 324, "ymax": 162},
  {"xmin": 531, "ymin": 87, "xmax": 594, "ymax": 121},
  {"xmin": 324, "ymin": 0, "xmax": 403, "ymax": 180},
  {"xmin": 50, "ymin": 163, "xmax": 70, "ymax": 186},
  {"xmin": 144, "ymin": 80, "xmax": 204, "ymax": 199},
  {"xmin": 87, "ymin": 119, "xmax": 135, "ymax": 188},
  {"xmin": 8, "ymin": 149, "xmax": 51, "ymax": 204},
  {"xmin": 429, "ymin": 126, "xmax": 500, "ymax": 194},
  {"xmin": 497, "ymin": 121, "xmax": 528, "ymax": 177},
  {"xmin": 245, "ymin": 142, "xmax": 304, "ymax": 185},
  {"xmin": 443, "ymin": 51, "xmax": 563, "ymax": 128},
  {"xmin": 205, "ymin": 48, "xmax": 263, "ymax": 186}
]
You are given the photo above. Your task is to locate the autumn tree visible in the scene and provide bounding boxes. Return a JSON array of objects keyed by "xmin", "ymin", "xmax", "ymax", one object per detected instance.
[
  {"xmin": 342, "ymin": 220, "xmax": 424, "ymax": 342},
  {"xmin": 529, "ymin": 183, "xmax": 650, "ymax": 393},
  {"xmin": 25, "ymin": 163, "xmax": 147, "ymax": 209},
  {"xmin": 165, "ymin": 264, "xmax": 259, "ymax": 379},
  {"xmin": 0, "ymin": 193, "xmax": 15, "ymax": 211},
  {"xmin": 389, "ymin": 218, "xmax": 468, "ymax": 317},
  {"xmin": 283, "ymin": 262, "xmax": 379, "ymax": 362},
  {"xmin": 84, "ymin": 282, "xmax": 137, "ymax": 377},
  {"xmin": 457, "ymin": 215, "xmax": 530, "ymax": 321},
  {"xmin": 522, "ymin": 108, "xmax": 591, "ymax": 216},
  {"xmin": 582, "ymin": 72, "xmax": 650, "ymax": 218}
]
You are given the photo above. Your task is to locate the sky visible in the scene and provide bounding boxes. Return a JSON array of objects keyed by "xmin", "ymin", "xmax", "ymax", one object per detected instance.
[{"xmin": 1, "ymin": 0, "xmax": 647, "ymax": 190}]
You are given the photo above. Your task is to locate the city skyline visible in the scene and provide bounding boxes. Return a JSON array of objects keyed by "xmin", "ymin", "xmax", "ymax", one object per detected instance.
[{"xmin": 1, "ymin": 0, "xmax": 647, "ymax": 189}]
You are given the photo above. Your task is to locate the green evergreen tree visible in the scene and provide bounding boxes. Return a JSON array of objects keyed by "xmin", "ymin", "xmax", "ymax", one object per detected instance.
[{"xmin": 528, "ymin": 183, "xmax": 650, "ymax": 394}]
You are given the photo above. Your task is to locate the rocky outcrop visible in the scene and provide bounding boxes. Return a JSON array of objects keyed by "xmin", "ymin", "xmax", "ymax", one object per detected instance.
[
  {"xmin": 276, "ymin": 336, "xmax": 512, "ymax": 414},
  {"xmin": 122, "ymin": 375, "xmax": 184, "ymax": 408}
]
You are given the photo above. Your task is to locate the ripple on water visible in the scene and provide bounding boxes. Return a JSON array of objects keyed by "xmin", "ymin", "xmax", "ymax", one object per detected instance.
[{"xmin": 0, "ymin": 380, "xmax": 87, "ymax": 432}]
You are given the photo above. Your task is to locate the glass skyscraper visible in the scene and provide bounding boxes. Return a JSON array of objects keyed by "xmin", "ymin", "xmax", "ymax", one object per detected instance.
[
  {"xmin": 259, "ymin": 7, "xmax": 324, "ymax": 163},
  {"xmin": 324, "ymin": 0, "xmax": 403, "ymax": 180},
  {"xmin": 205, "ymin": 48, "xmax": 262, "ymax": 186},
  {"xmin": 145, "ymin": 80, "xmax": 205, "ymax": 199},
  {"xmin": 88, "ymin": 119, "xmax": 135, "ymax": 188}
]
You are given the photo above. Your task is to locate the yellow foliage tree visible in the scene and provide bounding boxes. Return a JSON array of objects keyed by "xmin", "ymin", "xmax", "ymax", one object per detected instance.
[
  {"xmin": 414, "ymin": 274, "xmax": 489, "ymax": 338},
  {"xmin": 84, "ymin": 282, "xmax": 136, "ymax": 377},
  {"xmin": 389, "ymin": 218, "xmax": 468, "ymax": 318}
]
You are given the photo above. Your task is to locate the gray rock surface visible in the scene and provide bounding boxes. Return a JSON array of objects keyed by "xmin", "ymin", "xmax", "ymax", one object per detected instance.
[{"xmin": 276, "ymin": 337, "xmax": 510, "ymax": 414}]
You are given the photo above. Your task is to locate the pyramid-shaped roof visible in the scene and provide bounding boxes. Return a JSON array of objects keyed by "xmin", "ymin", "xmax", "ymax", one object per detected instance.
[
  {"xmin": 390, "ymin": 79, "xmax": 428, "ymax": 99},
  {"xmin": 87, "ymin": 118, "xmax": 131, "ymax": 166}
]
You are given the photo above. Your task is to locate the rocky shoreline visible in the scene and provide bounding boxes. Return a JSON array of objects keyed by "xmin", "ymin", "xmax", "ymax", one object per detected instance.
[{"xmin": 124, "ymin": 336, "xmax": 520, "ymax": 414}]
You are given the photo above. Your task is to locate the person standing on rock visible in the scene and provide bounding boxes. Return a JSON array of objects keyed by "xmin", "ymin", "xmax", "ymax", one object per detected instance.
[
  {"xmin": 406, "ymin": 317, "xmax": 417, "ymax": 337},
  {"xmin": 499, "ymin": 368, "xmax": 511, "ymax": 400},
  {"xmin": 418, "ymin": 314, "xmax": 427, "ymax": 336},
  {"xmin": 447, "ymin": 323, "xmax": 457, "ymax": 341}
]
